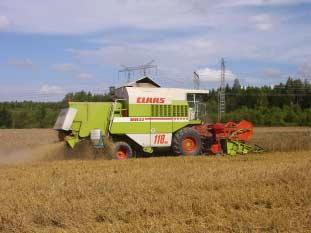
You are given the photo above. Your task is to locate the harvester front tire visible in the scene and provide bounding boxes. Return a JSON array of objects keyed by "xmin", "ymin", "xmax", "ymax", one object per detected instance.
[
  {"xmin": 113, "ymin": 141, "xmax": 133, "ymax": 160},
  {"xmin": 172, "ymin": 128, "xmax": 202, "ymax": 156}
]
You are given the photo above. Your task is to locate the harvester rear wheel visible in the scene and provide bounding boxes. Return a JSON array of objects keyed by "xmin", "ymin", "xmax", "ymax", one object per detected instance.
[
  {"xmin": 172, "ymin": 128, "xmax": 202, "ymax": 156},
  {"xmin": 113, "ymin": 141, "xmax": 133, "ymax": 160}
]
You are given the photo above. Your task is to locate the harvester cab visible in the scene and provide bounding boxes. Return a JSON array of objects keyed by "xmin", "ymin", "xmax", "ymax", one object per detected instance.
[
  {"xmin": 187, "ymin": 93, "xmax": 208, "ymax": 121},
  {"xmin": 54, "ymin": 76, "xmax": 262, "ymax": 159}
]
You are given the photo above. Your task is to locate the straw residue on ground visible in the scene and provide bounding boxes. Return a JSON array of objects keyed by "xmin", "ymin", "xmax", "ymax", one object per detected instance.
[{"xmin": 0, "ymin": 152, "xmax": 310, "ymax": 233}]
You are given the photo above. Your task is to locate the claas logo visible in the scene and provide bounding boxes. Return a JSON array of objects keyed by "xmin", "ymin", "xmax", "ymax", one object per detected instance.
[{"xmin": 136, "ymin": 97, "xmax": 165, "ymax": 104}]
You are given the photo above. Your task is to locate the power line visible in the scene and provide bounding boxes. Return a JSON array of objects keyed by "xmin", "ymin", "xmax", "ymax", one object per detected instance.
[{"xmin": 118, "ymin": 60, "xmax": 157, "ymax": 83}]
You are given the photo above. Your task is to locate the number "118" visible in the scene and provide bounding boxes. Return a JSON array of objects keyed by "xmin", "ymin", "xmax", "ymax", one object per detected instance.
[{"xmin": 154, "ymin": 134, "xmax": 166, "ymax": 144}]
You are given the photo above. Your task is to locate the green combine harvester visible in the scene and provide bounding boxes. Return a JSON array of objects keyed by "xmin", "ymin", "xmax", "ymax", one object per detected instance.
[{"xmin": 54, "ymin": 77, "xmax": 262, "ymax": 159}]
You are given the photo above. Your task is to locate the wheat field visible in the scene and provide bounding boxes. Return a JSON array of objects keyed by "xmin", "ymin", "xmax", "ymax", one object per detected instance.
[
  {"xmin": 252, "ymin": 127, "xmax": 311, "ymax": 152},
  {"xmin": 0, "ymin": 128, "xmax": 310, "ymax": 233},
  {"xmin": 0, "ymin": 152, "xmax": 310, "ymax": 232}
]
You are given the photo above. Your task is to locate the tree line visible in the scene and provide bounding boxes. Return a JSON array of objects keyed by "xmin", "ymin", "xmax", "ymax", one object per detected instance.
[
  {"xmin": 0, "ymin": 91, "xmax": 111, "ymax": 129},
  {"xmin": 207, "ymin": 77, "xmax": 311, "ymax": 126},
  {"xmin": 0, "ymin": 78, "xmax": 311, "ymax": 128}
]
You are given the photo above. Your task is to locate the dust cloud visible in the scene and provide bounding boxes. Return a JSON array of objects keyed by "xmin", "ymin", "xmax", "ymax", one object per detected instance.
[
  {"xmin": 0, "ymin": 142, "xmax": 68, "ymax": 165},
  {"xmin": 0, "ymin": 141, "xmax": 113, "ymax": 165}
]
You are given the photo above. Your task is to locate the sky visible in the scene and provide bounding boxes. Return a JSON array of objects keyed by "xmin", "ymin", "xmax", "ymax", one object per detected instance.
[{"xmin": 0, "ymin": 0, "xmax": 311, "ymax": 101}]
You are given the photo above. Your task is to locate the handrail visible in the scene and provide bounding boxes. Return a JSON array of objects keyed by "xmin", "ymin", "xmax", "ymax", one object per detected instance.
[{"xmin": 108, "ymin": 99, "xmax": 126, "ymax": 132}]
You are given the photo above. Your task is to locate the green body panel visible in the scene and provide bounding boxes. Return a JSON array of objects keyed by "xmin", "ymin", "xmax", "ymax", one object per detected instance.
[
  {"xmin": 226, "ymin": 140, "xmax": 253, "ymax": 156},
  {"xmin": 69, "ymin": 102, "xmax": 112, "ymax": 137},
  {"xmin": 151, "ymin": 122, "xmax": 172, "ymax": 133},
  {"xmin": 109, "ymin": 101, "xmax": 199, "ymax": 135},
  {"xmin": 128, "ymin": 102, "xmax": 188, "ymax": 117},
  {"xmin": 110, "ymin": 122, "xmax": 151, "ymax": 134},
  {"xmin": 63, "ymin": 101, "xmax": 203, "ymax": 148},
  {"xmin": 143, "ymin": 147, "xmax": 154, "ymax": 153},
  {"xmin": 110, "ymin": 120, "xmax": 201, "ymax": 135},
  {"xmin": 129, "ymin": 105, "xmax": 151, "ymax": 116},
  {"xmin": 111, "ymin": 102, "xmax": 123, "ymax": 117},
  {"xmin": 67, "ymin": 134, "xmax": 80, "ymax": 148}
]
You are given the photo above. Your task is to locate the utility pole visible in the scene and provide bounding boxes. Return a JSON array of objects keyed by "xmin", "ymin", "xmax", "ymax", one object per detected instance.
[
  {"xmin": 193, "ymin": 71, "xmax": 200, "ymax": 90},
  {"xmin": 218, "ymin": 58, "xmax": 226, "ymax": 122},
  {"xmin": 118, "ymin": 60, "xmax": 157, "ymax": 83}
]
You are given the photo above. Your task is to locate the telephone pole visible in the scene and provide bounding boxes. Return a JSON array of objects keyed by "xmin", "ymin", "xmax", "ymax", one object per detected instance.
[{"xmin": 218, "ymin": 58, "xmax": 226, "ymax": 122}]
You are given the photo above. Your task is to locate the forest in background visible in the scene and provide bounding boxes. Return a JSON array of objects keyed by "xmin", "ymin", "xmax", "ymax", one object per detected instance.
[
  {"xmin": 207, "ymin": 77, "xmax": 311, "ymax": 126},
  {"xmin": 0, "ymin": 77, "xmax": 311, "ymax": 128}
]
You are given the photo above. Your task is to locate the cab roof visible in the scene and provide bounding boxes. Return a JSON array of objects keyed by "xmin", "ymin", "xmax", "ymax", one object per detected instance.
[{"xmin": 124, "ymin": 76, "xmax": 160, "ymax": 88}]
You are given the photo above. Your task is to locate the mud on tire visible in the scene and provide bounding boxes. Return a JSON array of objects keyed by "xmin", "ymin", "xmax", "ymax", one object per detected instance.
[{"xmin": 172, "ymin": 127, "xmax": 202, "ymax": 156}]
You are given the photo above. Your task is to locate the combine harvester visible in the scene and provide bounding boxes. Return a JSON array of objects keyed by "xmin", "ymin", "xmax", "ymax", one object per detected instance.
[{"xmin": 54, "ymin": 77, "xmax": 263, "ymax": 159}]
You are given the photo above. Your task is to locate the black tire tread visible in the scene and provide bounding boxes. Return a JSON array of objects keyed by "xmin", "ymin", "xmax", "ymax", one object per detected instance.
[
  {"xmin": 113, "ymin": 141, "xmax": 133, "ymax": 160},
  {"xmin": 172, "ymin": 127, "xmax": 202, "ymax": 156}
]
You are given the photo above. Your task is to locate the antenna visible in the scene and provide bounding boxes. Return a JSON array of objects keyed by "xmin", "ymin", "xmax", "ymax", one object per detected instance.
[
  {"xmin": 218, "ymin": 58, "xmax": 226, "ymax": 122},
  {"xmin": 193, "ymin": 71, "xmax": 200, "ymax": 90},
  {"xmin": 118, "ymin": 60, "xmax": 157, "ymax": 83}
]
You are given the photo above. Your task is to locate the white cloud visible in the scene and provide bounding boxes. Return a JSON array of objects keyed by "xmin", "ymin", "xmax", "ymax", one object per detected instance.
[
  {"xmin": 69, "ymin": 37, "xmax": 217, "ymax": 67},
  {"xmin": 66, "ymin": 24, "xmax": 311, "ymax": 87},
  {"xmin": 69, "ymin": 23, "xmax": 311, "ymax": 70},
  {"xmin": 263, "ymin": 68, "xmax": 283, "ymax": 78},
  {"xmin": 1, "ymin": 0, "xmax": 310, "ymax": 67},
  {"xmin": 196, "ymin": 67, "xmax": 237, "ymax": 82},
  {"xmin": 75, "ymin": 73, "xmax": 93, "ymax": 80},
  {"xmin": 0, "ymin": 15, "xmax": 10, "ymax": 30},
  {"xmin": 1, "ymin": 0, "xmax": 310, "ymax": 88},
  {"xmin": 50, "ymin": 63, "xmax": 78, "ymax": 73},
  {"xmin": 255, "ymin": 22, "xmax": 273, "ymax": 31},
  {"xmin": 0, "ymin": 0, "xmax": 211, "ymax": 34},
  {"xmin": 39, "ymin": 85, "xmax": 65, "ymax": 95},
  {"xmin": 251, "ymin": 14, "xmax": 274, "ymax": 31},
  {"xmin": 222, "ymin": 0, "xmax": 311, "ymax": 7},
  {"xmin": 2, "ymin": 0, "xmax": 308, "ymax": 34},
  {"xmin": 7, "ymin": 59, "xmax": 34, "ymax": 69}
]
